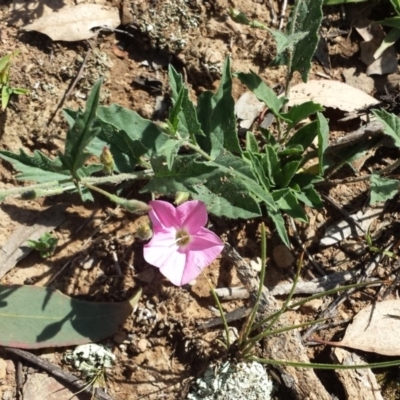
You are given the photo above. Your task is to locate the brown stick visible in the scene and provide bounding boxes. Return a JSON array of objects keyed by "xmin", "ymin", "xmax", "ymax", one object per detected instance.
[{"xmin": 5, "ymin": 347, "xmax": 113, "ymax": 400}]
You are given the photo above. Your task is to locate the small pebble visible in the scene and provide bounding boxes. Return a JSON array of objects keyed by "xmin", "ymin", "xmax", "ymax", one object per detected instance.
[
  {"xmin": 5, "ymin": 360, "xmax": 15, "ymax": 375},
  {"xmin": 273, "ymin": 245, "xmax": 295, "ymax": 269},
  {"xmin": 137, "ymin": 338, "xmax": 149, "ymax": 353},
  {"xmin": 0, "ymin": 358, "xmax": 7, "ymax": 380},
  {"xmin": 300, "ymin": 299, "xmax": 324, "ymax": 314}
]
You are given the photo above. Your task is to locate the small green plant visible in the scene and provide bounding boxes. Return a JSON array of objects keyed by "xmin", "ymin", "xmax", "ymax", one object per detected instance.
[
  {"xmin": 0, "ymin": 50, "xmax": 29, "ymax": 110},
  {"xmin": 27, "ymin": 232, "xmax": 58, "ymax": 258}
]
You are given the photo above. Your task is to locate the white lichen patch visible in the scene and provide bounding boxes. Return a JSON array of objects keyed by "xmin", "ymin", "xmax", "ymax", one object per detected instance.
[
  {"xmin": 136, "ymin": 0, "xmax": 202, "ymax": 52},
  {"xmin": 187, "ymin": 360, "xmax": 273, "ymax": 400}
]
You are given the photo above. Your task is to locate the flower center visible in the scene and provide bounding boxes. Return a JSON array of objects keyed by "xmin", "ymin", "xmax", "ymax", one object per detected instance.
[{"xmin": 175, "ymin": 228, "xmax": 190, "ymax": 247}]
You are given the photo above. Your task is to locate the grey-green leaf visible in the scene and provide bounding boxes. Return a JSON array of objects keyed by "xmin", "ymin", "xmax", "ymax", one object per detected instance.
[
  {"xmin": 236, "ymin": 71, "xmax": 286, "ymax": 115},
  {"xmin": 372, "ymin": 109, "xmax": 400, "ymax": 148},
  {"xmin": 282, "ymin": 0, "xmax": 323, "ymax": 82},
  {"xmin": 197, "ymin": 58, "xmax": 241, "ymax": 157},
  {"xmin": 168, "ymin": 65, "xmax": 204, "ymax": 141},
  {"xmin": 60, "ymin": 79, "xmax": 102, "ymax": 175},
  {"xmin": 370, "ymin": 173, "xmax": 399, "ymax": 205},
  {"xmin": 0, "ymin": 284, "xmax": 137, "ymax": 349},
  {"xmin": 96, "ymin": 104, "xmax": 169, "ymax": 158},
  {"xmin": 0, "ymin": 150, "xmax": 68, "ymax": 183}
]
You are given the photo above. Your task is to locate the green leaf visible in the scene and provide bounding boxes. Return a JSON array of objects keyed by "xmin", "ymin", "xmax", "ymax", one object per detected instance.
[
  {"xmin": 281, "ymin": 101, "xmax": 324, "ymax": 130},
  {"xmin": 27, "ymin": 232, "xmax": 58, "ymax": 259},
  {"xmin": 316, "ymin": 112, "xmax": 329, "ymax": 175},
  {"xmin": 390, "ymin": 0, "xmax": 400, "ymax": 15},
  {"xmin": 96, "ymin": 105, "xmax": 169, "ymax": 159},
  {"xmin": 158, "ymin": 138, "xmax": 185, "ymax": 170},
  {"xmin": 374, "ymin": 28, "xmax": 400, "ymax": 59},
  {"xmin": 370, "ymin": 174, "xmax": 399, "ymax": 205},
  {"xmin": 168, "ymin": 85, "xmax": 185, "ymax": 134},
  {"xmin": 245, "ymin": 151, "xmax": 270, "ymax": 191},
  {"xmin": 0, "ymin": 149, "xmax": 68, "ymax": 183},
  {"xmin": 0, "ymin": 285, "xmax": 138, "ymax": 349},
  {"xmin": 235, "ymin": 71, "xmax": 286, "ymax": 115},
  {"xmin": 1, "ymin": 85, "xmax": 11, "ymax": 110},
  {"xmin": 267, "ymin": 207, "xmax": 290, "ymax": 246},
  {"xmin": 246, "ymin": 131, "xmax": 259, "ymax": 153},
  {"xmin": 372, "ymin": 109, "xmax": 400, "ymax": 148},
  {"xmin": 262, "ymin": 145, "xmax": 283, "ymax": 185},
  {"xmin": 275, "ymin": 189, "xmax": 308, "ymax": 222},
  {"xmin": 60, "ymin": 79, "xmax": 102, "ymax": 176},
  {"xmin": 144, "ymin": 155, "xmax": 262, "ymax": 219},
  {"xmin": 377, "ymin": 16, "xmax": 400, "ymax": 29},
  {"xmin": 286, "ymin": 120, "xmax": 318, "ymax": 153},
  {"xmin": 269, "ymin": 29, "xmax": 309, "ymax": 55},
  {"xmin": 324, "ymin": 0, "xmax": 367, "ymax": 4},
  {"xmin": 281, "ymin": 159, "xmax": 302, "ymax": 188},
  {"xmin": 168, "ymin": 65, "xmax": 204, "ymax": 141},
  {"xmin": 196, "ymin": 58, "xmax": 241, "ymax": 157},
  {"xmin": 280, "ymin": 0, "xmax": 323, "ymax": 82},
  {"xmin": 295, "ymin": 186, "xmax": 323, "ymax": 208}
]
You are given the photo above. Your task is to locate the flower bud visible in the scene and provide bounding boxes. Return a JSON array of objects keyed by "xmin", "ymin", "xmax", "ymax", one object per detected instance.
[
  {"xmin": 136, "ymin": 222, "xmax": 153, "ymax": 241},
  {"xmin": 174, "ymin": 191, "xmax": 190, "ymax": 205},
  {"xmin": 110, "ymin": 195, "xmax": 151, "ymax": 214},
  {"xmin": 100, "ymin": 146, "xmax": 115, "ymax": 175}
]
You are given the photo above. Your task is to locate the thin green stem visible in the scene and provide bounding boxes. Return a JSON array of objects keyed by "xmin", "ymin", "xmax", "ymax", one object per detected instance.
[
  {"xmin": 0, "ymin": 170, "xmax": 154, "ymax": 201},
  {"xmin": 284, "ymin": 0, "xmax": 302, "ymax": 99},
  {"xmin": 241, "ymin": 318, "xmax": 327, "ymax": 357},
  {"xmin": 209, "ymin": 285, "xmax": 231, "ymax": 349},
  {"xmin": 250, "ymin": 356, "xmax": 400, "ymax": 370},
  {"xmin": 184, "ymin": 141, "xmax": 213, "ymax": 161},
  {"xmin": 251, "ymin": 279, "xmax": 384, "ymax": 332},
  {"xmin": 239, "ymin": 223, "xmax": 267, "ymax": 350}
]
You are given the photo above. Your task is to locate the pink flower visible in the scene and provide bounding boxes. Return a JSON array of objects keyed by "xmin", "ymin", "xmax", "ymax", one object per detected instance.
[{"xmin": 143, "ymin": 200, "xmax": 224, "ymax": 286}]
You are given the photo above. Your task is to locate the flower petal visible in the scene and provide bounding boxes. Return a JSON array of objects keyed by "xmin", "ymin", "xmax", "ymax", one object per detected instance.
[
  {"xmin": 180, "ymin": 228, "xmax": 224, "ymax": 285},
  {"xmin": 158, "ymin": 250, "xmax": 188, "ymax": 286},
  {"xmin": 149, "ymin": 200, "xmax": 177, "ymax": 231},
  {"xmin": 143, "ymin": 233, "xmax": 187, "ymax": 286},
  {"xmin": 176, "ymin": 200, "xmax": 207, "ymax": 234}
]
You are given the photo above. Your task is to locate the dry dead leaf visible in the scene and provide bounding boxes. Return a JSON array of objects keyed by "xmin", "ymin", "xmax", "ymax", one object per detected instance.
[
  {"xmin": 320, "ymin": 206, "xmax": 383, "ymax": 247},
  {"xmin": 22, "ymin": 4, "xmax": 120, "ymax": 41},
  {"xmin": 354, "ymin": 18, "xmax": 398, "ymax": 76},
  {"xmin": 339, "ymin": 300, "xmax": 400, "ymax": 356},
  {"xmin": 235, "ymin": 92, "xmax": 264, "ymax": 129},
  {"xmin": 286, "ymin": 80, "xmax": 379, "ymax": 113}
]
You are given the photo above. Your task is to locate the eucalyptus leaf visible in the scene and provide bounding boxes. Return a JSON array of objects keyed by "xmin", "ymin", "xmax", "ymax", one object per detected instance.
[{"xmin": 0, "ymin": 285, "xmax": 139, "ymax": 349}]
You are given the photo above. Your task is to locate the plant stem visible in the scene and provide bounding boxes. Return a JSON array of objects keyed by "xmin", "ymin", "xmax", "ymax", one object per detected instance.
[
  {"xmin": 239, "ymin": 223, "xmax": 267, "ymax": 354},
  {"xmin": 0, "ymin": 170, "xmax": 154, "ymax": 201},
  {"xmin": 184, "ymin": 141, "xmax": 213, "ymax": 161},
  {"xmin": 284, "ymin": 0, "xmax": 302, "ymax": 99},
  {"xmin": 249, "ymin": 356, "xmax": 400, "ymax": 370}
]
